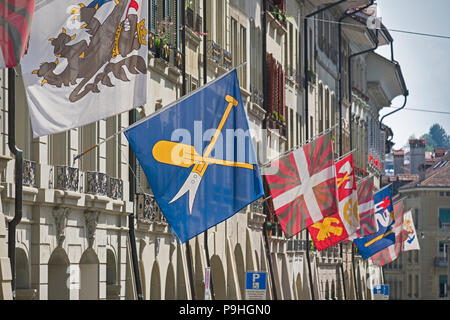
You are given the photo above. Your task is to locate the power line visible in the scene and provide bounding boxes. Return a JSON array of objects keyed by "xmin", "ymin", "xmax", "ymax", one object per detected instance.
[
  {"xmin": 304, "ymin": 16, "xmax": 450, "ymax": 40},
  {"xmin": 382, "ymin": 106, "xmax": 450, "ymax": 115}
]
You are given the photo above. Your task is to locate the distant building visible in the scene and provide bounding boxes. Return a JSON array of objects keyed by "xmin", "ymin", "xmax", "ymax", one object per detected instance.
[{"xmin": 384, "ymin": 151, "xmax": 450, "ymax": 300}]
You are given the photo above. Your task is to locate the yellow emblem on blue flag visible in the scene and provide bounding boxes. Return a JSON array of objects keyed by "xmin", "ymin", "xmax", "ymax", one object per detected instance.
[{"xmin": 124, "ymin": 69, "xmax": 264, "ymax": 243}]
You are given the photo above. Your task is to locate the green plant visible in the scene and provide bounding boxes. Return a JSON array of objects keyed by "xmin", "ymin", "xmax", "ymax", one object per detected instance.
[
  {"xmin": 280, "ymin": 114, "xmax": 285, "ymax": 124},
  {"xmin": 155, "ymin": 36, "xmax": 161, "ymax": 49},
  {"xmin": 273, "ymin": 110, "xmax": 279, "ymax": 120}
]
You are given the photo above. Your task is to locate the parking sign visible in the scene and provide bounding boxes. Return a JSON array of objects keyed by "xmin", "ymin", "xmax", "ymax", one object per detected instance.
[{"xmin": 245, "ymin": 272, "xmax": 267, "ymax": 300}]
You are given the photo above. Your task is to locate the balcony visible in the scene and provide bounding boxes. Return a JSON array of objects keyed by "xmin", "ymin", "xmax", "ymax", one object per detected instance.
[
  {"xmin": 136, "ymin": 193, "xmax": 166, "ymax": 223},
  {"xmin": 435, "ymin": 257, "xmax": 448, "ymax": 268},
  {"xmin": 108, "ymin": 177, "xmax": 123, "ymax": 200},
  {"xmin": 222, "ymin": 49, "xmax": 232, "ymax": 69},
  {"xmin": 86, "ymin": 171, "xmax": 108, "ymax": 197},
  {"xmin": 267, "ymin": 0, "xmax": 287, "ymax": 29},
  {"xmin": 186, "ymin": 6, "xmax": 195, "ymax": 30},
  {"xmin": 287, "ymin": 239, "xmax": 308, "ymax": 252},
  {"xmin": 195, "ymin": 14, "xmax": 202, "ymax": 34},
  {"xmin": 266, "ymin": 114, "xmax": 287, "ymax": 137},
  {"xmin": 55, "ymin": 166, "xmax": 79, "ymax": 192},
  {"xmin": 209, "ymin": 40, "xmax": 222, "ymax": 65},
  {"xmin": 22, "ymin": 159, "xmax": 37, "ymax": 188}
]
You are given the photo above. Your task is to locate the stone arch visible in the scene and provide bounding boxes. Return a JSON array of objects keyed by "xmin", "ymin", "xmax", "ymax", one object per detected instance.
[
  {"xmin": 16, "ymin": 248, "xmax": 30, "ymax": 290},
  {"xmin": 79, "ymin": 248, "xmax": 99, "ymax": 300},
  {"xmin": 150, "ymin": 261, "xmax": 161, "ymax": 300},
  {"xmin": 165, "ymin": 262, "xmax": 176, "ymax": 300},
  {"xmin": 331, "ymin": 280, "xmax": 336, "ymax": 300},
  {"xmin": 176, "ymin": 245, "xmax": 189, "ymax": 300},
  {"xmin": 234, "ymin": 244, "xmax": 245, "ymax": 299},
  {"xmin": 325, "ymin": 280, "xmax": 330, "ymax": 300},
  {"xmin": 106, "ymin": 249, "xmax": 120, "ymax": 300},
  {"xmin": 295, "ymin": 273, "xmax": 303, "ymax": 300},
  {"xmin": 48, "ymin": 247, "xmax": 70, "ymax": 300},
  {"xmin": 254, "ymin": 250, "xmax": 260, "ymax": 271},
  {"xmin": 210, "ymin": 255, "xmax": 226, "ymax": 300}
]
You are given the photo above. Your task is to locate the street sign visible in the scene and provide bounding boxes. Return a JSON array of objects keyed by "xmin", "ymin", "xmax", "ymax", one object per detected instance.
[
  {"xmin": 373, "ymin": 284, "xmax": 389, "ymax": 300},
  {"xmin": 245, "ymin": 271, "xmax": 267, "ymax": 300}
]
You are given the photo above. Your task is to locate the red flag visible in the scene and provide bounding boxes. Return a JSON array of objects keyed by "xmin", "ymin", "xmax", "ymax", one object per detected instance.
[
  {"xmin": 355, "ymin": 176, "xmax": 377, "ymax": 237},
  {"xmin": 0, "ymin": 0, "xmax": 35, "ymax": 68},
  {"xmin": 308, "ymin": 212, "xmax": 348, "ymax": 251},
  {"xmin": 264, "ymin": 133, "xmax": 338, "ymax": 238},
  {"xmin": 336, "ymin": 154, "xmax": 360, "ymax": 239}
]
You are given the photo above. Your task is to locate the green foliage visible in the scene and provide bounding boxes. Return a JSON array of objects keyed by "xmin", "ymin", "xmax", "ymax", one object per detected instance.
[{"xmin": 420, "ymin": 123, "xmax": 450, "ymax": 151}]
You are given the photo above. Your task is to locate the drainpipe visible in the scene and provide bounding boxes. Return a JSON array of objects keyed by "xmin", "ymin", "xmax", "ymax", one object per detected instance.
[
  {"xmin": 304, "ymin": 0, "xmax": 346, "ymax": 140},
  {"xmin": 263, "ymin": 221, "xmax": 278, "ymax": 300},
  {"xmin": 337, "ymin": 1, "xmax": 374, "ymax": 300},
  {"xmin": 347, "ymin": 29, "xmax": 379, "ymax": 300},
  {"xmin": 338, "ymin": 1, "xmax": 374, "ymax": 156},
  {"xmin": 202, "ymin": 0, "xmax": 215, "ymax": 300},
  {"xmin": 128, "ymin": 109, "xmax": 144, "ymax": 300},
  {"xmin": 262, "ymin": 0, "xmax": 268, "ymax": 128},
  {"xmin": 181, "ymin": 0, "xmax": 186, "ymax": 96},
  {"xmin": 303, "ymin": 0, "xmax": 347, "ymax": 301},
  {"xmin": 348, "ymin": 29, "xmax": 379, "ymax": 152},
  {"xmin": 7, "ymin": 68, "xmax": 22, "ymax": 300}
]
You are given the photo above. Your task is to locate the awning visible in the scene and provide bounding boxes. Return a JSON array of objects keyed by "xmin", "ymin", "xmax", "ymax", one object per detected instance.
[
  {"xmin": 366, "ymin": 52, "xmax": 407, "ymax": 105},
  {"xmin": 313, "ymin": 0, "xmax": 370, "ymax": 10}
]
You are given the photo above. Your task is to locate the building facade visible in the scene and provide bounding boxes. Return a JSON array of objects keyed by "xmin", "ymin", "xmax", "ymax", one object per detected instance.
[{"xmin": 0, "ymin": 0, "xmax": 407, "ymax": 300}]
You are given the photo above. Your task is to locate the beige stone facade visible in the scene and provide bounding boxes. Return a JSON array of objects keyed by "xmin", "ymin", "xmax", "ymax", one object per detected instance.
[{"xmin": 0, "ymin": 0, "xmax": 407, "ymax": 300}]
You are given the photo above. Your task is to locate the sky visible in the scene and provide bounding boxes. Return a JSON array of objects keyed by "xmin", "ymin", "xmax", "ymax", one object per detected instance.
[{"xmin": 375, "ymin": 0, "xmax": 450, "ymax": 149}]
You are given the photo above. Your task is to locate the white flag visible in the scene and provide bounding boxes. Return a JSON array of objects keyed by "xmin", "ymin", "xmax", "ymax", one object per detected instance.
[
  {"xmin": 402, "ymin": 210, "xmax": 420, "ymax": 251},
  {"xmin": 21, "ymin": 0, "xmax": 148, "ymax": 137}
]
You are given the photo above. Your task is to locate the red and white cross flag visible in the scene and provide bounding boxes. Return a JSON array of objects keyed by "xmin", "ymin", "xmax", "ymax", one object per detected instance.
[{"xmin": 263, "ymin": 133, "xmax": 339, "ymax": 238}]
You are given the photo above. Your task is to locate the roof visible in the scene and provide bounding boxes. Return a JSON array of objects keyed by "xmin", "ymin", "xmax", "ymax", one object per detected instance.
[{"xmin": 400, "ymin": 152, "xmax": 450, "ymax": 189}]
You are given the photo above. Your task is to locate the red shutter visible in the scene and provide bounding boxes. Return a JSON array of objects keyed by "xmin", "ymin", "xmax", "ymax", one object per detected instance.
[{"xmin": 281, "ymin": 67, "xmax": 285, "ymax": 118}]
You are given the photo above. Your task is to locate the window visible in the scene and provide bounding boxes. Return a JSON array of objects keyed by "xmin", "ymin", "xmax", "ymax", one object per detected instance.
[
  {"xmin": 415, "ymin": 275, "xmax": 419, "ymax": 298},
  {"xmin": 439, "ymin": 208, "xmax": 450, "ymax": 229},
  {"xmin": 439, "ymin": 275, "xmax": 448, "ymax": 298},
  {"xmin": 231, "ymin": 17, "xmax": 247, "ymax": 89},
  {"xmin": 414, "ymin": 208, "xmax": 419, "ymax": 229}
]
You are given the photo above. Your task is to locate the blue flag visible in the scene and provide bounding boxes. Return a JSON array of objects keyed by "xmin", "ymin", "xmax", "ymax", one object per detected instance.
[
  {"xmin": 124, "ymin": 69, "xmax": 264, "ymax": 243},
  {"xmin": 353, "ymin": 186, "xmax": 395, "ymax": 259}
]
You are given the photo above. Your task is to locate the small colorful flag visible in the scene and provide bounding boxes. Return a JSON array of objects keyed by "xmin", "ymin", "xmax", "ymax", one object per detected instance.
[
  {"xmin": 308, "ymin": 212, "xmax": 347, "ymax": 251},
  {"xmin": 21, "ymin": 0, "xmax": 148, "ymax": 137},
  {"xmin": 356, "ymin": 176, "xmax": 377, "ymax": 237},
  {"xmin": 402, "ymin": 210, "xmax": 420, "ymax": 252},
  {"xmin": 263, "ymin": 132, "xmax": 338, "ymax": 238},
  {"xmin": 335, "ymin": 153, "xmax": 360, "ymax": 239},
  {"xmin": 0, "ymin": 0, "xmax": 35, "ymax": 68},
  {"xmin": 371, "ymin": 200, "xmax": 407, "ymax": 266},
  {"xmin": 124, "ymin": 69, "xmax": 263, "ymax": 243},
  {"xmin": 354, "ymin": 186, "xmax": 395, "ymax": 260}
]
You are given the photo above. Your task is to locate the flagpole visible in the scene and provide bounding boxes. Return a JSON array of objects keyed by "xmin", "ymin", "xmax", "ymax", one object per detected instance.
[
  {"xmin": 72, "ymin": 63, "xmax": 248, "ymax": 166},
  {"xmin": 260, "ymin": 122, "xmax": 339, "ymax": 168}
]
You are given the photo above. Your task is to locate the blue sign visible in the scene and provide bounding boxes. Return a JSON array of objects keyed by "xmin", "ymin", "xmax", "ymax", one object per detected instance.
[
  {"xmin": 373, "ymin": 284, "xmax": 389, "ymax": 296},
  {"xmin": 246, "ymin": 272, "xmax": 267, "ymax": 290}
]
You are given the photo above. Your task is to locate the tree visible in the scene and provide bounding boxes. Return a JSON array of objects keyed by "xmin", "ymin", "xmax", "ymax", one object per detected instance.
[
  {"xmin": 429, "ymin": 124, "xmax": 450, "ymax": 149},
  {"xmin": 420, "ymin": 123, "xmax": 450, "ymax": 151}
]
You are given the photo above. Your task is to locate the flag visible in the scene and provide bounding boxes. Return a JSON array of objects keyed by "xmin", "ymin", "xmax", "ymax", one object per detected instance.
[
  {"xmin": 0, "ymin": 0, "xmax": 35, "ymax": 68},
  {"xmin": 402, "ymin": 210, "xmax": 420, "ymax": 252},
  {"xmin": 371, "ymin": 200, "xmax": 408, "ymax": 266},
  {"xmin": 263, "ymin": 132, "xmax": 338, "ymax": 238},
  {"xmin": 335, "ymin": 153, "xmax": 360, "ymax": 239},
  {"xmin": 356, "ymin": 176, "xmax": 377, "ymax": 237},
  {"xmin": 307, "ymin": 153, "xmax": 358, "ymax": 250},
  {"xmin": 354, "ymin": 186, "xmax": 395, "ymax": 260},
  {"xmin": 308, "ymin": 212, "xmax": 347, "ymax": 251},
  {"xmin": 21, "ymin": 0, "xmax": 148, "ymax": 137},
  {"xmin": 124, "ymin": 69, "xmax": 264, "ymax": 243}
]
